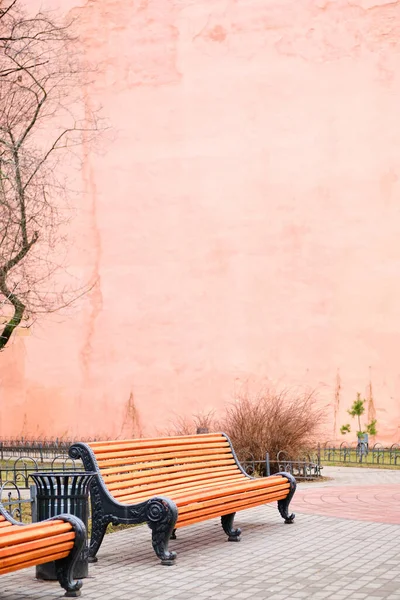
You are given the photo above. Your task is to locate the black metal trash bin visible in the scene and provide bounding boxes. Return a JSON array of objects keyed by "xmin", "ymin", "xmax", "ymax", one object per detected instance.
[{"xmin": 30, "ymin": 472, "xmax": 96, "ymax": 581}]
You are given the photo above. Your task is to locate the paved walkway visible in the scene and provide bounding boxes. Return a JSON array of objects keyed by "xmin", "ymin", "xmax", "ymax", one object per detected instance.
[
  {"xmin": 292, "ymin": 466, "xmax": 400, "ymax": 524},
  {"xmin": 2, "ymin": 467, "xmax": 400, "ymax": 600},
  {"xmin": 309, "ymin": 466, "xmax": 400, "ymax": 487}
]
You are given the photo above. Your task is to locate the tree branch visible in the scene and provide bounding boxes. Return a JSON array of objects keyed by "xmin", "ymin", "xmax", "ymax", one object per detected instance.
[
  {"xmin": 0, "ymin": 272, "xmax": 25, "ymax": 350},
  {"xmin": 1, "ymin": 230, "xmax": 38, "ymax": 273},
  {"xmin": 0, "ymin": 2, "xmax": 17, "ymax": 20}
]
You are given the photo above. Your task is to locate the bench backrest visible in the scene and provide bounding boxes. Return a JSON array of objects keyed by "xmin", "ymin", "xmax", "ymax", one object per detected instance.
[{"xmin": 86, "ymin": 433, "xmax": 245, "ymax": 500}]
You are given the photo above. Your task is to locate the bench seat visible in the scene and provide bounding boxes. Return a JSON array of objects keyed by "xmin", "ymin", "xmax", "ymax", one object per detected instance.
[
  {"xmin": 70, "ymin": 432, "xmax": 296, "ymax": 565},
  {"xmin": 0, "ymin": 504, "xmax": 86, "ymax": 596}
]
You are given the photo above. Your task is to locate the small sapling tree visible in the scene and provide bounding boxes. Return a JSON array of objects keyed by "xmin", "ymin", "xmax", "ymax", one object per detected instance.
[{"xmin": 340, "ymin": 393, "xmax": 378, "ymax": 438}]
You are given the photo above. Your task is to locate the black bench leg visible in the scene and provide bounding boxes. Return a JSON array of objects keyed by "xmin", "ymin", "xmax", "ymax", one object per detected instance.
[
  {"xmin": 146, "ymin": 497, "xmax": 178, "ymax": 565},
  {"xmin": 54, "ymin": 515, "xmax": 86, "ymax": 597},
  {"xmin": 221, "ymin": 513, "xmax": 241, "ymax": 541},
  {"xmin": 88, "ymin": 516, "xmax": 110, "ymax": 563},
  {"xmin": 276, "ymin": 471, "xmax": 296, "ymax": 524},
  {"xmin": 170, "ymin": 528, "xmax": 177, "ymax": 540}
]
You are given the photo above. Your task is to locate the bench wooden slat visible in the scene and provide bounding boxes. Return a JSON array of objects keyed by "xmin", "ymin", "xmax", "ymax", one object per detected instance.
[
  {"xmin": 106, "ymin": 464, "xmax": 240, "ymax": 492},
  {"xmin": 90, "ymin": 434, "xmax": 227, "ymax": 452},
  {"xmin": 176, "ymin": 491, "xmax": 288, "ymax": 527},
  {"xmin": 180, "ymin": 490, "xmax": 288, "ymax": 522},
  {"xmin": 125, "ymin": 477, "xmax": 288, "ymax": 507},
  {"xmin": 0, "ymin": 544, "xmax": 73, "ymax": 571},
  {"xmin": 0, "ymin": 531, "xmax": 75, "ymax": 559},
  {"xmin": 0, "ymin": 541, "xmax": 74, "ymax": 569},
  {"xmin": 179, "ymin": 491, "xmax": 289, "ymax": 521},
  {"xmin": 94, "ymin": 441, "xmax": 230, "ymax": 462},
  {"xmin": 116, "ymin": 474, "xmax": 249, "ymax": 503},
  {"xmin": 0, "ymin": 549, "xmax": 70, "ymax": 576},
  {"xmin": 96, "ymin": 447, "xmax": 233, "ymax": 468},
  {"xmin": 178, "ymin": 481, "xmax": 289, "ymax": 513},
  {"xmin": 0, "ymin": 522, "xmax": 72, "ymax": 548},
  {"xmin": 111, "ymin": 469, "xmax": 244, "ymax": 499},
  {"xmin": 101, "ymin": 452, "xmax": 236, "ymax": 475},
  {"xmin": 108, "ymin": 467, "xmax": 241, "ymax": 492},
  {"xmin": 0, "ymin": 518, "xmax": 70, "ymax": 533},
  {"xmin": 162, "ymin": 474, "xmax": 248, "ymax": 497},
  {"xmin": 174, "ymin": 477, "xmax": 289, "ymax": 507},
  {"xmin": 103, "ymin": 458, "xmax": 237, "ymax": 485}
]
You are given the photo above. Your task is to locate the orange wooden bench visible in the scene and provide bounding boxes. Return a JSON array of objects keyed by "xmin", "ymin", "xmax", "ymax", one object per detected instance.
[
  {"xmin": 0, "ymin": 503, "xmax": 86, "ymax": 597},
  {"xmin": 70, "ymin": 432, "xmax": 296, "ymax": 565}
]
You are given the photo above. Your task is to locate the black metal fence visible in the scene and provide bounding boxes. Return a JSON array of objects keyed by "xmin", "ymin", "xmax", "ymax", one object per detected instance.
[
  {"xmin": 241, "ymin": 449, "xmax": 322, "ymax": 481},
  {"xmin": 0, "ymin": 455, "xmax": 83, "ymax": 488},
  {"xmin": 0, "ymin": 452, "xmax": 84, "ymax": 522},
  {"xmin": 239, "ymin": 442, "xmax": 400, "ymax": 477},
  {"xmin": 321, "ymin": 442, "xmax": 400, "ymax": 467},
  {"xmin": 0, "ymin": 439, "xmax": 85, "ymax": 461},
  {"xmin": 0, "ymin": 481, "xmax": 30, "ymax": 522}
]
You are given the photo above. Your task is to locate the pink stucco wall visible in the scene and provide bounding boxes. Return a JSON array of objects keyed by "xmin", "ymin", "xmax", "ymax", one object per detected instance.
[{"xmin": 2, "ymin": 0, "xmax": 400, "ymax": 442}]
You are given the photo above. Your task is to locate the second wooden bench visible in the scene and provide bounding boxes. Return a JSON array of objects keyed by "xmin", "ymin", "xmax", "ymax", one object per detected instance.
[{"xmin": 0, "ymin": 503, "xmax": 86, "ymax": 597}]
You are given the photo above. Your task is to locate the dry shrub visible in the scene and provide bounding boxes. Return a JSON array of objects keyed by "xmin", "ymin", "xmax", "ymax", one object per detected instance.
[
  {"xmin": 194, "ymin": 411, "xmax": 216, "ymax": 433},
  {"xmin": 220, "ymin": 388, "xmax": 325, "ymax": 467},
  {"xmin": 163, "ymin": 415, "xmax": 194, "ymax": 436},
  {"xmin": 163, "ymin": 411, "xmax": 217, "ymax": 436}
]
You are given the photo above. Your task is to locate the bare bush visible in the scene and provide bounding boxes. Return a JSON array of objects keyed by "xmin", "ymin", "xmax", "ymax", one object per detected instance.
[
  {"xmin": 163, "ymin": 411, "xmax": 217, "ymax": 436},
  {"xmin": 219, "ymin": 388, "xmax": 325, "ymax": 466},
  {"xmin": 163, "ymin": 415, "xmax": 195, "ymax": 437}
]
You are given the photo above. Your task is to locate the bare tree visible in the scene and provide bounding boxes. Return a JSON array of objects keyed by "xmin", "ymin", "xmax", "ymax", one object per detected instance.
[{"xmin": 0, "ymin": 1, "xmax": 97, "ymax": 349}]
